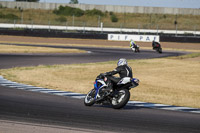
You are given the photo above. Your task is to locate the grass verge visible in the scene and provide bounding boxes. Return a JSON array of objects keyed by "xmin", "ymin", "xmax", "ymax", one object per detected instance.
[
  {"xmin": 0, "ymin": 44, "xmax": 86, "ymax": 53},
  {"xmin": 0, "ymin": 56, "xmax": 199, "ymax": 108},
  {"xmin": 168, "ymin": 52, "xmax": 200, "ymax": 59},
  {"xmin": 1, "ymin": 40, "xmax": 200, "ymax": 53}
]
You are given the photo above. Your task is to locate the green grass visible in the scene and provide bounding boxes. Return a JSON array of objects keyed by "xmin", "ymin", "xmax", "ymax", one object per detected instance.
[{"xmin": 0, "ymin": 8, "xmax": 200, "ymax": 30}]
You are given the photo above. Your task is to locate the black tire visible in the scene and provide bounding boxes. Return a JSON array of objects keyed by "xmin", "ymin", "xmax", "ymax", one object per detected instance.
[
  {"xmin": 158, "ymin": 48, "xmax": 162, "ymax": 53},
  {"xmin": 111, "ymin": 89, "xmax": 130, "ymax": 109},
  {"xmin": 84, "ymin": 89, "xmax": 96, "ymax": 106},
  {"xmin": 137, "ymin": 48, "xmax": 140, "ymax": 53},
  {"xmin": 135, "ymin": 47, "xmax": 140, "ymax": 53},
  {"xmin": 135, "ymin": 48, "xmax": 138, "ymax": 53}
]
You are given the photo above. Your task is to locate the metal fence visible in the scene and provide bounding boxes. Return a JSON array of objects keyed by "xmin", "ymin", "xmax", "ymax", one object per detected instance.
[
  {"xmin": 0, "ymin": 1, "xmax": 199, "ymax": 35},
  {"xmin": 0, "ymin": 17, "xmax": 199, "ymax": 34},
  {"xmin": 1, "ymin": 19, "xmax": 199, "ymax": 36}
]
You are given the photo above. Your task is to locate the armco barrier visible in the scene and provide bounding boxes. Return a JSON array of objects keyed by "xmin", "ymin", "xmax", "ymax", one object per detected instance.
[
  {"xmin": 160, "ymin": 36, "xmax": 200, "ymax": 43},
  {"xmin": 0, "ymin": 28, "xmax": 107, "ymax": 39},
  {"xmin": 0, "ymin": 28, "xmax": 199, "ymax": 43}
]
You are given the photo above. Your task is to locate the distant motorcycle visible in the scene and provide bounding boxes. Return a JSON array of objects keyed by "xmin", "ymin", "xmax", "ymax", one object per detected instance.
[
  {"xmin": 84, "ymin": 73, "xmax": 139, "ymax": 109},
  {"xmin": 152, "ymin": 41, "xmax": 162, "ymax": 53},
  {"xmin": 131, "ymin": 45, "xmax": 140, "ymax": 53}
]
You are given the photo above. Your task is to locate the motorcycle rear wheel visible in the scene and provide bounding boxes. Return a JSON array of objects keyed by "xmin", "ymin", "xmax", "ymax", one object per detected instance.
[
  {"xmin": 136, "ymin": 47, "xmax": 140, "ymax": 52},
  {"xmin": 84, "ymin": 89, "xmax": 96, "ymax": 106},
  {"xmin": 111, "ymin": 89, "xmax": 130, "ymax": 109}
]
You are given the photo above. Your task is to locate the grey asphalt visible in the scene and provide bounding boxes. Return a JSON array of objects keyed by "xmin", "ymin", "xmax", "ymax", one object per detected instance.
[
  {"xmin": 0, "ymin": 44, "xmax": 184, "ymax": 69},
  {"xmin": 0, "ymin": 44, "xmax": 199, "ymax": 133}
]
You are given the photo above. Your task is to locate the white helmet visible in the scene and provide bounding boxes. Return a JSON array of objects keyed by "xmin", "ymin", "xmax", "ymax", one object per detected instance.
[{"xmin": 117, "ymin": 58, "xmax": 127, "ymax": 66}]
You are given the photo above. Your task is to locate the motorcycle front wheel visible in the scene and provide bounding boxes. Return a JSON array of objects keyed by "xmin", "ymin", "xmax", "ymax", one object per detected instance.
[
  {"xmin": 111, "ymin": 89, "xmax": 130, "ymax": 109},
  {"xmin": 158, "ymin": 48, "xmax": 162, "ymax": 53},
  {"xmin": 84, "ymin": 89, "xmax": 96, "ymax": 106}
]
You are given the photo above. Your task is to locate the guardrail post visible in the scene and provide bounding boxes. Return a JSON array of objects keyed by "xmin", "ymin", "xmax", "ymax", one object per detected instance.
[
  {"xmin": 194, "ymin": 25, "xmax": 196, "ymax": 37},
  {"xmin": 14, "ymin": 20, "xmax": 16, "ymax": 28},
  {"xmin": 66, "ymin": 21, "xmax": 68, "ymax": 31},
  {"xmin": 101, "ymin": 22, "xmax": 103, "ymax": 33},
  {"xmin": 120, "ymin": 23, "xmax": 123, "ymax": 34},
  {"xmin": 48, "ymin": 21, "xmax": 51, "ymax": 32},
  {"xmin": 98, "ymin": 15, "xmax": 101, "ymax": 27},
  {"xmin": 31, "ymin": 20, "xmax": 34, "ymax": 31},
  {"xmin": 72, "ymin": 14, "xmax": 74, "ymax": 26},
  {"xmin": 21, "ymin": 9, "xmax": 23, "ymax": 24},
  {"xmin": 83, "ymin": 22, "xmax": 86, "ymax": 33},
  {"xmin": 157, "ymin": 25, "xmax": 159, "ymax": 35}
]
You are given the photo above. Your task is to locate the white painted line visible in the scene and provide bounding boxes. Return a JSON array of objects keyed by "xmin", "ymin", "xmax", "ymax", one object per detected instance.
[
  {"xmin": 152, "ymin": 104, "xmax": 171, "ymax": 107},
  {"xmin": 0, "ymin": 81, "xmax": 14, "ymax": 84},
  {"xmin": 191, "ymin": 111, "xmax": 200, "ymax": 114},
  {"xmin": 30, "ymin": 89, "xmax": 55, "ymax": 92},
  {"xmin": 39, "ymin": 90, "xmax": 67, "ymax": 93},
  {"xmin": 14, "ymin": 87, "xmax": 29, "ymax": 90},
  {"xmin": 0, "ymin": 83, "xmax": 11, "ymax": 85},
  {"xmin": 128, "ymin": 101, "xmax": 146, "ymax": 104},
  {"xmin": 62, "ymin": 93, "xmax": 84, "ymax": 96},
  {"xmin": 160, "ymin": 106, "xmax": 195, "ymax": 111},
  {"xmin": 53, "ymin": 93, "xmax": 75, "ymax": 96},
  {"xmin": 4, "ymin": 85, "xmax": 24, "ymax": 88},
  {"xmin": 71, "ymin": 95, "xmax": 86, "ymax": 99},
  {"xmin": 23, "ymin": 86, "xmax": 44, "ymax": 89}
]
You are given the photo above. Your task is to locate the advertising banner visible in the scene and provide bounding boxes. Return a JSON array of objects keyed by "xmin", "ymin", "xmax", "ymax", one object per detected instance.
[{"xmin": 108, "ymin": 34, "xmax": 160, "ymax": 42}]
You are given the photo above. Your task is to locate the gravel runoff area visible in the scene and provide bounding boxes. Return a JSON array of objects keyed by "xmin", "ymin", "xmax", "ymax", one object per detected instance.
[{"xmin": 0, "ymin": 35, "xmax": 200, "ymax": 50}]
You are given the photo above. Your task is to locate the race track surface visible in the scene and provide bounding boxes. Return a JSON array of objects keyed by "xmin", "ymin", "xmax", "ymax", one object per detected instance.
[
  {"xmin": 0, "ymin": 44, "xmax": 200, "ymax": 133},
  {"xmin": 0, "ymin": 44, "xmax": 184, "ymax": 69}
]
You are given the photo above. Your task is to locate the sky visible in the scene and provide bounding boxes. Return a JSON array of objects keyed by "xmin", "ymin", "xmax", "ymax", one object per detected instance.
[{"xmin": 2, "ymin": 0, "xmax": 200, "ymax": 9}]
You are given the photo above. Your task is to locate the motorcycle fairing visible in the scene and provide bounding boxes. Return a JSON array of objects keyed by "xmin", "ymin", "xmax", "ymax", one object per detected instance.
[
  {"xmin": 117, "ymin": 77, "xmax": 131, "ymax": 85},
  {"xmin": 94, "ymin": 79, "xmax": 107, "ymax": 99},
  {"xmin": 131, "ymin": 78, "xmax": 140, "ymax": 86}
]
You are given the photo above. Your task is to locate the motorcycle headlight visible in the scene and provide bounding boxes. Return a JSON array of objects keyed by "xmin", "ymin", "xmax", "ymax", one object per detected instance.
[{"xmin": 134, "ymin": 79, "xmax": 140, "ymax": 84}]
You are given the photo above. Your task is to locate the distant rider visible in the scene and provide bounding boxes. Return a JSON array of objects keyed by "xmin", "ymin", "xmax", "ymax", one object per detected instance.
[
  {"xmin": 130, "ymin": 40, "xmax": 139, "ymax": 52},
  {"xmin": 103, "ymin": 58, "xmax": 133, "ymax": 92},
  {"xmin": 152, "ymin": 40, "xmax": 161, "ymax": 50}
]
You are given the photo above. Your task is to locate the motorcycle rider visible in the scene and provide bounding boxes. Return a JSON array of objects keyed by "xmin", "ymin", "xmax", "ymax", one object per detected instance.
[
  {"xmin": 152, "ymin": 40, "xmax": 161, "ymax": 50},
  {"xmin": 130, "ymin": 39, "xmax": 139, "ymax": 52},
  {"xmin": 103, "ymin": 58, "xmax": 133, "ymax": 93}
]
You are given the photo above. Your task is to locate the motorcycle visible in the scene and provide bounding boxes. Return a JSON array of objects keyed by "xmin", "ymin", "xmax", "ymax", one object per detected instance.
[
  {"xmin": 131, "ymin": 45, "xmax": 140, "ymax": 53},
  {"xmin": 84, "ymin": 74, "xmax": 139, "ymax": 109},
  {"xmin": 152, "ymin": 41, "xmax": 162, "ymax": 53},
  {"xmin": 154, "ymin": 47, "xmax": 162, "ymax": 53}
]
